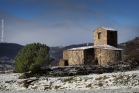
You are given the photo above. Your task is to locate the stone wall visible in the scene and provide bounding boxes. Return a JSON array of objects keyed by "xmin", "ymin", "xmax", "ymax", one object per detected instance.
[
  {"xmin": 59, "ymin": 59, "xmax": 65, "ymax": 66},
  {"xmin": 62, "ymin": 48, "xmax": 96, "ymax": 66},
  {"xmin": 68, "ymin": 50, "xmax": 84, "ymax": 65},
  {"xmin": 61, "ymin": 48, "xmax": 122, "ymax": 66},
  {"xmin": 94, "ymin": 27, "xmax": 117, "ymax": 47},
  {"xmin": 94, "ymin": 48, "xmax": 122, "ymax": 66},
  {"xmin": 63, "ymin": 50, "xmax": 68, "ymax": 60},
  {"xmin": 94, "ymin": 27, "xmax": 107, "ymax": 46}
]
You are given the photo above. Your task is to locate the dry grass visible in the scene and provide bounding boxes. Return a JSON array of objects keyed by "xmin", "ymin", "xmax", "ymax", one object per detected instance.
[
  {"xmin": 95, "ymin": 76, "xmax": 109, "ymax": 81},
  {"xmin": 44, "ymin": 86, "xmax": 51, "ymax": 90},
  {"xmin": 84, "ymin": 79, "xmax": 88, "ymax": 82},
  {"xmin": 86, "ymin": 84, "xmax": 92, "ymax": 88},
  {"xmin": 95, "ymin": 77, "xmax": 103, "ymax": 80},
  {"xmin": 32, "ymin": 86, "xmax": 38, "ymax": 89},
  {"xmin": 98, "ymin": 83, "xmax": 103, "ymax": 87},
  {"xmin": 63, "ymin": 77, "xmax": 74, "ymax": 82},
  {"xmin": 103, "ymin": 76, "xmax": 109, "ymax": 80},
  {"xmin": 115, "ymin": 76, "xmax": 124, "ymax": 81},
  {"xmin": 55, "ymin": 86, "xmax": 61, "ymax": 89}
]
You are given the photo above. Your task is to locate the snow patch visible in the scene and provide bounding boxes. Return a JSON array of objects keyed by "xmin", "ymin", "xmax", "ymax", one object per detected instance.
[
  {"xmin": 101, "ymin": 27, "xmax": 116, "ymax": 31},
  {"xmin": 68, "ymin": 45, "xmax": 122, "ymax": 50},
  {"xmin": 0, "ymin": 70, "xmax": 139, "ymax": 92}
]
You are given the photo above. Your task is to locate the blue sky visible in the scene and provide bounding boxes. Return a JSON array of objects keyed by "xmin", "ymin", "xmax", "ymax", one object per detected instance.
[{"xmin": 0, "ymin": 0, "xmax": 139, "ymax": 46}]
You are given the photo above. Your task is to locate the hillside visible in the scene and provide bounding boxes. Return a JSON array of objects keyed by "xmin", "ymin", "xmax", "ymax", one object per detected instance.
[
  {"xmin": 50, "ymin": 43, "xmax": 94, "ymax": 60},
  {"xmin": 0, "ymin": 42, "xmax": 24, "ymax": 59},
  {"xmin": 118, "ymin": 36, "xmax": 139, "ymax": 49},
  {"xmin": 118, "ymin": 36, "xmax": 139, "ymax": 61}
]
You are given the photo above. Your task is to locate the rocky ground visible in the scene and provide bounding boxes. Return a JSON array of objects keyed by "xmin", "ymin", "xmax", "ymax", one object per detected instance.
[{"xmin": 0, "ymin": 70, "xmax": 139, "ymax": 93}]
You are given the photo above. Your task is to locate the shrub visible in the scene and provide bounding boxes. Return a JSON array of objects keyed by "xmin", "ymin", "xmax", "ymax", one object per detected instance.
[{"xmin": 14, "ymin": 43, "xmax": 50, "ymax": 73}]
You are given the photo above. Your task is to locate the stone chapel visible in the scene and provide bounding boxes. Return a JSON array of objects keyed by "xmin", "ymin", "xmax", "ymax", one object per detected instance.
[{"xmin": 59, "ymin": 27, "xmax": 122, "ymax": 66}]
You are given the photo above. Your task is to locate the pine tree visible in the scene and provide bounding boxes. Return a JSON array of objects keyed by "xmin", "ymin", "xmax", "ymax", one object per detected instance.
[{"xmin": 14, "ymin": 43, "xmax": 50, "ymax": 73}]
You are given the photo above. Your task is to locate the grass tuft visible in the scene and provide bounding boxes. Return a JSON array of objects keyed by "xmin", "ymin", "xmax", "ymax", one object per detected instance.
[{"xmin": 86, "ymin": 84, "xmax": 92, "ymax": 88}]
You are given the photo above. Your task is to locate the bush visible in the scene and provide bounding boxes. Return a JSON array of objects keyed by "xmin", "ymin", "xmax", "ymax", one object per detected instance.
[{"xmin": 14, "ymin": 43, "xmax": 50, "ymax": 73}]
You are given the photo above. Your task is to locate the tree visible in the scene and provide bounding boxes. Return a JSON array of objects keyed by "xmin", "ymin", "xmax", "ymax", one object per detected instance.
[
  {"xmin": 14, "ymin": 43, "xmax": 50, "ymax": 73},
  {"xmin": 125, "ymin": 38, "xmax": 139, "ymax": 62}
]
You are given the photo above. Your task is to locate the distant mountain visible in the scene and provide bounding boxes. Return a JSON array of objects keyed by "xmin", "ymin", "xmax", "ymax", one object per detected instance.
[
  {"xmin": 0, "ymin": 42, "xmax": 24, "ymax": 59},
  {"xmin": 0, "ymin": 43, "xmax": 24, "ymax": 70},
  {"xmin": 50, "ymin": 43, "xmax": 94, "ymax": 60}
]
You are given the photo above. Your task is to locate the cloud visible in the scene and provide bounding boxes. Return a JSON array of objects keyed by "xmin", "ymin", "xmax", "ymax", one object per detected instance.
[
  {"xmin": 0, "ymin": 0, "xmax": 139, "ymax": 46},
  {"xmin": 0, "ymin": 9, "xmax": 92, "ymax": 46}
]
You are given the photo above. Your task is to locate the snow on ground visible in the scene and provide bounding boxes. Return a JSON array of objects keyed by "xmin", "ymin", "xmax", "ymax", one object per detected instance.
[{"xmin": 0, "ymin": 70, "xmax": 139, "ymax": 93}]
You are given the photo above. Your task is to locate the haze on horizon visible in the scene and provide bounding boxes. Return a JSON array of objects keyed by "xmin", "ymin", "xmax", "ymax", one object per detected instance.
[{"xmin": 0, "ymin": 0, "xmax": 139, "ymax": 46}]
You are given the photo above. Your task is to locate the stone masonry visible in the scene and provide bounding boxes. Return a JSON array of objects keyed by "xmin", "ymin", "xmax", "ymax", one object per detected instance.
[
  {"xmin": 94, "ymin": 47, "xmax": 122, "ymax": 66},
  {"xmin": 60, "ymin": 48, "xmax": 95, "ymax": 66},
  {"xmin": 59, "ymin": 27, "xmax": 122, "ymax": 66},
  {"xmin": 94, "ymin": 27, "xmax": 117, "ymax": 47}
]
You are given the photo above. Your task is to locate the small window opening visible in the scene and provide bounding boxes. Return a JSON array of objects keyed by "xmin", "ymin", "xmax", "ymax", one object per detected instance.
[{"xmin": 98, "ymin": 32, "xmax": 101, "ymax": 39}]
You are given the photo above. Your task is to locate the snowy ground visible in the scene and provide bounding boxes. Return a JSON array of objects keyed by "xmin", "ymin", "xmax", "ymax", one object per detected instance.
[{"xmin": 0, "ymin": 70, "xmax": 139, "ymax": 93}]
